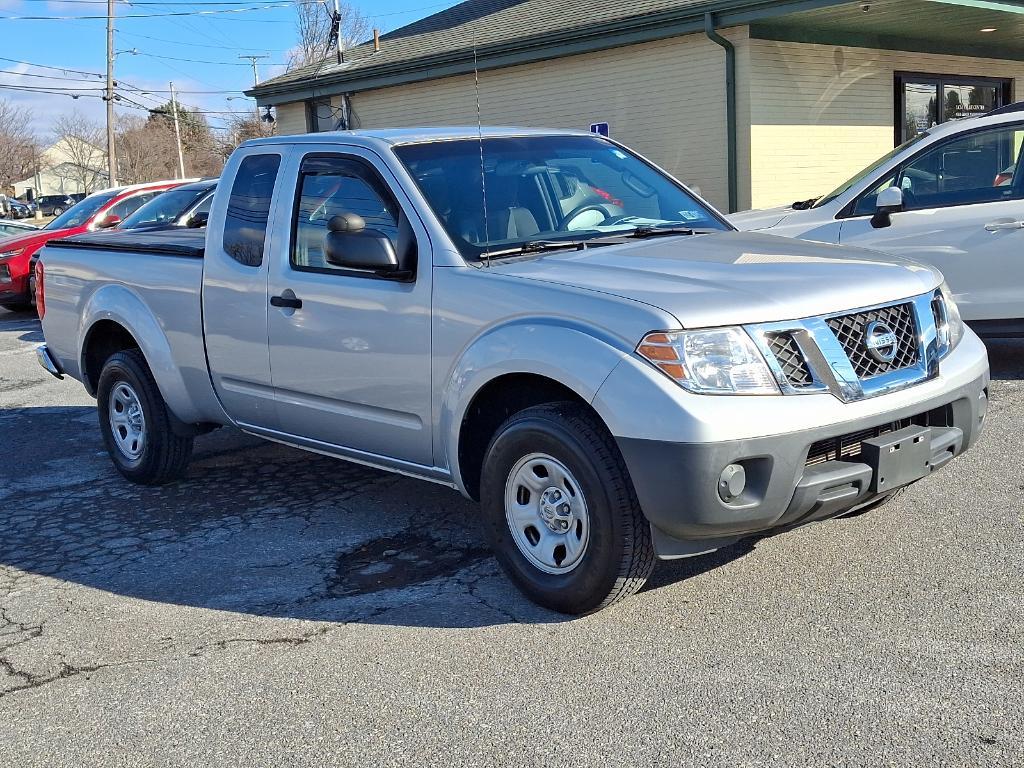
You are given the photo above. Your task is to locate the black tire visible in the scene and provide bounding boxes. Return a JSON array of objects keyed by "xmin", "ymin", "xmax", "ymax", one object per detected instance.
[
  {"xmin": 0, "ymin": 300, "xmax": 32, "ymax": 312},
  {"xmin": 96, "ymin": 349, "xmax": 193, "ymax": 485},
  {"xmin": 479, "ymin": 402, "xmax": 655, "ymax": 614},
  {"xmin": 51, "ymin": 206, "xmax": 64, "ymax": 216}
]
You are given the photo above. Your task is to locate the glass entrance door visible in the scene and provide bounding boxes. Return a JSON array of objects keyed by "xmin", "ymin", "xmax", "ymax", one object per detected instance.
[{"xmin": 897, "ymin": 73, "xmax": 1011, "ymax": 143}]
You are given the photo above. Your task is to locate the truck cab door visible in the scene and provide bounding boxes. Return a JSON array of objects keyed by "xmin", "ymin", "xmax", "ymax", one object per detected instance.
[
  {"xmin": 264, "ymin": 146, "xmax": 434, "ymax": 468},
  {"xmin": 202, "ymin": 148, "xmax": 287, "ymax": 429}
]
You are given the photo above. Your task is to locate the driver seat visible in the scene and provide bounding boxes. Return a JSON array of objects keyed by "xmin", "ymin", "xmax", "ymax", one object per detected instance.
[{"xmin": 490, "ymin": 207, "xmax": 541, "ymax": 239}]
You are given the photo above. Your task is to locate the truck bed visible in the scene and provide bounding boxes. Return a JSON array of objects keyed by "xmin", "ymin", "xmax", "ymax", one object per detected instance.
[
  {"xmin": 39, "ymin": 228, "xmax": 225, "ymax": 425},
  {"xmin": 47, "ymin": 228, "xmax": 206, "ymax": 259}
]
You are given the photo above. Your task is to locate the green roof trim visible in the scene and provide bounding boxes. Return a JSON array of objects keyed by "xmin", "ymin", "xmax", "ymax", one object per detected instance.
[{"xmin": 249, "ymin": 0, "xmax": 849, "ymax": 105}]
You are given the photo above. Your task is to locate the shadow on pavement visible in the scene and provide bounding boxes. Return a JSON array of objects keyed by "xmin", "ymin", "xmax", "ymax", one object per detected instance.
[
  {"xmin": 0, "ymin": 406, "xmax": 748, "ymax": 628},
  {"xmin": 3, "ymin": 344, "xmax": 1018, "ymax": 627}
]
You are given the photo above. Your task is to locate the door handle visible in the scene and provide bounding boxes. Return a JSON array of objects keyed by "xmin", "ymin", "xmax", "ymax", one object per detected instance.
[
  {"xmin": 984, "ymin": 220, "xmax": 1024, "ymax": 232},
  {"xmin": 270, "ymin": 294, "xmax": 302, "ymax": 309}
]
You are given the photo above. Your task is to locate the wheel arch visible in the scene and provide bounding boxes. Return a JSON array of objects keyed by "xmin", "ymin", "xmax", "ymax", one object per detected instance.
[
  {"xmin": 78, "ymin": 284, "xmax": 213, "ymax": 425},
  {"xmin": 442, "ymin": 320, "xmax": 630, "ymax": 499}
]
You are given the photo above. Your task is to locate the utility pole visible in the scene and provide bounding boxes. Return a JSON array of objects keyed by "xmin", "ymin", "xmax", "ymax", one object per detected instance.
[
  {"xmin": 169, "ymin": 82, "xmax": 186, "ymax": 179},
  {"xmin": 105, "ymin": 0, "xmax": 117, "ymax": 187},
  {"xmin": 238, "ymin": 54, "xmax": 268, "ymax": 119},
  {"xmin": 238, "ymin": 54, "xmax": 268, "ymax": 88},
  {"xmin": 334, "ymin": 0, "xmax": 344, "ymax": 64}
]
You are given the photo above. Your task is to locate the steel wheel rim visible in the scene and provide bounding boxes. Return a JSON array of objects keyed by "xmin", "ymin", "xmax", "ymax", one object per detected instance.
[
  {"xmin": 108, "ymin": 382, "xmax": 146, "ymax": 461},
  {"xmin": 504, "ymin": 452, "xmax": 590, "ymax": 575}
]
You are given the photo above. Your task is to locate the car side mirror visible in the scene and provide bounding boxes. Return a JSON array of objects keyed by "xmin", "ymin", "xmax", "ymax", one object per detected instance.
[
  {"xmin": 871, "ymin": 186, "xmax": 903, "ymax": 229},
  {"xmin": 187, "ymin": 211, "xmax": 209, "ymax": 229},
  {"xmin": 97, "ymin": 214, "xmax": 121, "ymax": 229},
  {"xmin": 323, "ymin": 213, "xmax": 401, "ymax": 274}
]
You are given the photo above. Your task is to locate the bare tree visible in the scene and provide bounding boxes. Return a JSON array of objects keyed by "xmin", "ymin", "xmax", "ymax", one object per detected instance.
[
  {"xmin": 287, "ymin": 0, "xmax": 369, "ymax": 71},
  {"xmin": 0, "ymin": 99, "xmax": 39, "ymax": 195},
  {"xmin": 219, "ymin": 110, "xmax": 275, "ymax": 160},
  {"xmin": 52, "ymin": 112, "xmax": 107, "ymax": 192},
  {"xmin": 115, "ymin": 115, "xmax": 178, "ymax": 184}
]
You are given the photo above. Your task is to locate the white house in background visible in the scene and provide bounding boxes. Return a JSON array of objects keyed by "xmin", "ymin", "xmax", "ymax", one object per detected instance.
[{"xmin": 13, "ymin": 136, "xmax": 108, "ymax": 198}]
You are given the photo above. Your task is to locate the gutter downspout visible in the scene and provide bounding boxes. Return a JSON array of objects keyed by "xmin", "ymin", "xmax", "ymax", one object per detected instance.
[{"xmin": 704, "ymin": 12, "xmax": 738, "ymax": 213}]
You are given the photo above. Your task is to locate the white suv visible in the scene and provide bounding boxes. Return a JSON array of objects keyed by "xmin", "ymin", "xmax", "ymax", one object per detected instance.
[{"xmin": 730, "ymin": 105, "xmax": 1024, "ymax": 337}]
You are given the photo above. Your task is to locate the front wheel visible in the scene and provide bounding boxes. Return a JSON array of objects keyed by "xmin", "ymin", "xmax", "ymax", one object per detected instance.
[
  {"xmin": 479, "ymin": 403, "xmax": 654, "ymax": 614},
  {"xmin": 51, "ymin": 206, "xmax": 64, "ymax": 216},
  {"xmin": 96, "ymin": 349, "xmax": 193, "ymax": 485}
]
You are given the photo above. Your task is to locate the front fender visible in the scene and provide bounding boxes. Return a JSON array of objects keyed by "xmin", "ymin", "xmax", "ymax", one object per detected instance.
[
  {"xmin": 78, "ymin": 283, "xmax": 213, "ymax": 424},
  {"xmin": 440, "ymin": 318, "xmax": 630, "ymax": 494}
]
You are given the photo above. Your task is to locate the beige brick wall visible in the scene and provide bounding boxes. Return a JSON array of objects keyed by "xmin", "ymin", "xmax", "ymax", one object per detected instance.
[
  {"xmin": 747, "ymin": 39, "xmax": 1024, "ymax": 209},
  {"xmin": 350, "ymin": 30, "xmax": 746, "ymax": 211},
  {"xmin": 275, "ymin": 101, "xmax": 307, "ymax": 135}
]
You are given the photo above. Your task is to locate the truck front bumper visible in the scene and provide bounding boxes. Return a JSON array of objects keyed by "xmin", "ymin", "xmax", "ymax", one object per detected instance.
[{"xmin": 614, "ymin": 355, "xmax": 989, "ymax": 559}]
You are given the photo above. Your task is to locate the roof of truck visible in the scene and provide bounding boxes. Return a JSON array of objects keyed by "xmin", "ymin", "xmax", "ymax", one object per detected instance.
[{"xmin": 241, "ymin": 126, "xmax": 593, "ymax": 149}]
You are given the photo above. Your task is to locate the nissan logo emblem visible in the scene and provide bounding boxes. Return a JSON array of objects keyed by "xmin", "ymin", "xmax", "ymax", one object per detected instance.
[{"xmin": 864, "ymin": 320, "xmax": 899, "ymax": 364}]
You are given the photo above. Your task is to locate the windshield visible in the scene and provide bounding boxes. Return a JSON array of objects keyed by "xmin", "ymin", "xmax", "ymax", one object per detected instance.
[
  {"xmin": 812, "ymin": 133, "xmax": 931, "ymax": 209},
  {"xmin": 121, "ymin": 187, "xmax": 211, "ymax": 229},
  {"xmin": 46, "ymin": 192, "xmax": 117, "ymax": 230},
  {"xmin": 393, "ymin": 135, "xmax": 730, "ymax": 260}
]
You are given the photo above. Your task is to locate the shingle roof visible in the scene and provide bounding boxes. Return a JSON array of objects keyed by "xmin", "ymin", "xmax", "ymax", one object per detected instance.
[{"xmin": 250, "ymin": 0, "xmax": 816, "ymax": 100}]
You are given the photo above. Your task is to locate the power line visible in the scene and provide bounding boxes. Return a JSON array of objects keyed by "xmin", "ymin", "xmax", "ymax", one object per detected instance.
[{"xmin": 1, "ymin": 3, "xmax": 293, "ymax": 20}]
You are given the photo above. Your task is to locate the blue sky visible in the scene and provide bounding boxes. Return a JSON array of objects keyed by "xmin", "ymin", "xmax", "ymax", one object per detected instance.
[{"xmin": 0, "ymin": 0, "xmax": 460, "ymax": 137}]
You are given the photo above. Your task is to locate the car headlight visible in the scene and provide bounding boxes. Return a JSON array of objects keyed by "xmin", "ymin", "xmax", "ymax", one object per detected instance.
[
  {"xmin": 933, "ymin": 283, "xmax": 964, "ymax": 357},
  {"xmin": 637, "ymin": 327, "xmax": 779, "ymax": 395},
  {"xmin": 0, "ymin": 248, "xmax": 24, "ymax": 260}
]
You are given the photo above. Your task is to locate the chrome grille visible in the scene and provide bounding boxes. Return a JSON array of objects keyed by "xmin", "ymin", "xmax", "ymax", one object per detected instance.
[
  {"xmin": 766, "ymin": 333, "xmax": 813, "ymax": 387},
  {"xmin": 826, "ymin": 303, "xmax": 918, "ymax": 379}
]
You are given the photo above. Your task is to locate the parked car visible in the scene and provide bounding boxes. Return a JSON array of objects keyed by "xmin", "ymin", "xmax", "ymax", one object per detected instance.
[
  {"xmin": 7, "ymin": 199, "xmax": 32, "ymax": 219},
  {"xmin": 118, "ymin": 179, "xmax": 217, "ymax": 231},
  {"xmin": 37, "ymin": 128, "xmax": 989, "ymax": 614},
  {"xmin": 0, "ymin": 219, "xmax": 40, "ymax": 238},
  {"xmin": 729, "ymin": 103, "xmax": 1024, "ymax": 338},
  {"xmin": 0, "ymin": 180, "xmax": 185, "ymax": 310},
  {"xmin": 36, "ymin": 195, "xmax": 76, "ymax": 217}
]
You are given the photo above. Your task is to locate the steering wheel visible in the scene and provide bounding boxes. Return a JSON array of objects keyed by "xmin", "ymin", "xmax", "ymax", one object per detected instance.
[{"xmin": 563, "ymin": 202, "xmax": 611, "ymax": 230}]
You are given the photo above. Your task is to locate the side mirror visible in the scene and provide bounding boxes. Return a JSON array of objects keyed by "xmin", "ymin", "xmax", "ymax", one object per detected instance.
[
  {"xmin": 870, "ymin": 186, "xmax": 903, "ymax": 229},
  {"xmin": 187, "ymin": 211, "xmax": 209, "ymax": 229},
  {"xmin": 97, "ymin": 214, "xmax": 121, "ymax": 229},
  {"xmin": 323, "ymin": 213, "xmax": 400, "ymax": 274}
]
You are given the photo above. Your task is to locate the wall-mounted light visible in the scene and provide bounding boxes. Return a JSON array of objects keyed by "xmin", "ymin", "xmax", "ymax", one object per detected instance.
[
  {"xmin": 981, "ymin": 27, "xmax": 997, "ymax": 32},
  {"xmin": 261, "ymin": 106, "xmax": 275, "ymax": 124}
]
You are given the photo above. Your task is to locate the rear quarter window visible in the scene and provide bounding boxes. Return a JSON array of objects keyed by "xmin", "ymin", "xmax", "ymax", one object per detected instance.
[{"xmin": 223, "ymin": 153, "xmax": 282, "ymax": 266}]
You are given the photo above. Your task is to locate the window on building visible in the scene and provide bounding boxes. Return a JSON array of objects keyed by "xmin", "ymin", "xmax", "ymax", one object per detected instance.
[
  {"xmin": 896, "ymin": 72, "xmax": 1012, "ymax": 144},
  {"xmin": 223, "ymin": 153, "xmax": 281, "ymax": 266}
]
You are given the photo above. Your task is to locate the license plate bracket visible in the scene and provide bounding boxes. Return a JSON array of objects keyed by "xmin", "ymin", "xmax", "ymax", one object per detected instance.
[{"xmin": 862, "ymin": 426, "xmax": 932, "ymax": 494}]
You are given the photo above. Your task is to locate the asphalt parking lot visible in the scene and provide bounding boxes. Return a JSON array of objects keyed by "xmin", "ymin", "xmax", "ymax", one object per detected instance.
[{"xmin": 1, "ymin": 307, "xmax": 1022, "ymax": 766}]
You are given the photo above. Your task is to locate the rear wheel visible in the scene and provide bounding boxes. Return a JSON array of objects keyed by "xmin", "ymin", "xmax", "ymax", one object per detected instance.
[
  {"xmin": 96, "ymin": 349, "xmax": 193, "ymax": 485},
  {"xmin": 51, "ymin": 206, "xmax": 64, "ymax": 216},
  {"xmin": 479, "ymin": 402, "xmax": 654, "ymax": 614}
]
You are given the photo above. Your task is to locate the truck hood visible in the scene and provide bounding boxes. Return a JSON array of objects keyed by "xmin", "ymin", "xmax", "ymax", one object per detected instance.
[
  {"xmin": 727, "ymin": 206, "xmax": 794, "ymax": 231},
  {"xmin": 495, "ymin": 231, "xmax": 941, "ymax": 328}
]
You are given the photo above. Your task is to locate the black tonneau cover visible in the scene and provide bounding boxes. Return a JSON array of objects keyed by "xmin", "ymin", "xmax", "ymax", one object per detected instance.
[{"xmin": 47, "ymin": 228, "xmax": 206, "ymax": 258}]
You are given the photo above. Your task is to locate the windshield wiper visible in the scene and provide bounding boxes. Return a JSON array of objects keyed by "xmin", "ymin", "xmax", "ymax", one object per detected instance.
[
  {"xmin": 791, "ymin": 197, "xmax": 818, "ymax": 210},
  {"xmin": 626, "ymin": 224, "xmax": 697, "ymax": 238},
  {"xmin": 480, "ymin": 240, "xmax": 588, "ymax": 259}
]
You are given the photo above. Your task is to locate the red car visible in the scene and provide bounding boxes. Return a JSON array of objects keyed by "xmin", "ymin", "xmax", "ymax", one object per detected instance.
[{"xmin": 0, "ymin": 180, "xmax": 186, "ymax": 311}]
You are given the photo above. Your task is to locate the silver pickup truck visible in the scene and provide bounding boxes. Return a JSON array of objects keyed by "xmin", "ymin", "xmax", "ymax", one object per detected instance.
[{"xmin": 36, "ymin": 128, "xmax": 990, "ymax": 614}]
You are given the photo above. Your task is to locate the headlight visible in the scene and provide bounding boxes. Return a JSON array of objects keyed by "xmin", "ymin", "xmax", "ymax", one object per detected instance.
[
  {"xmin": 0, "ymin": 248, "xmax": 24, "ymax": 260},
  {"xmin": 933, "ymin": 283, "xmax": 964, "ymax": 357},
  {"xmin": 637, "ymin": 328, "xmax": 779, "ymax": 395}
]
